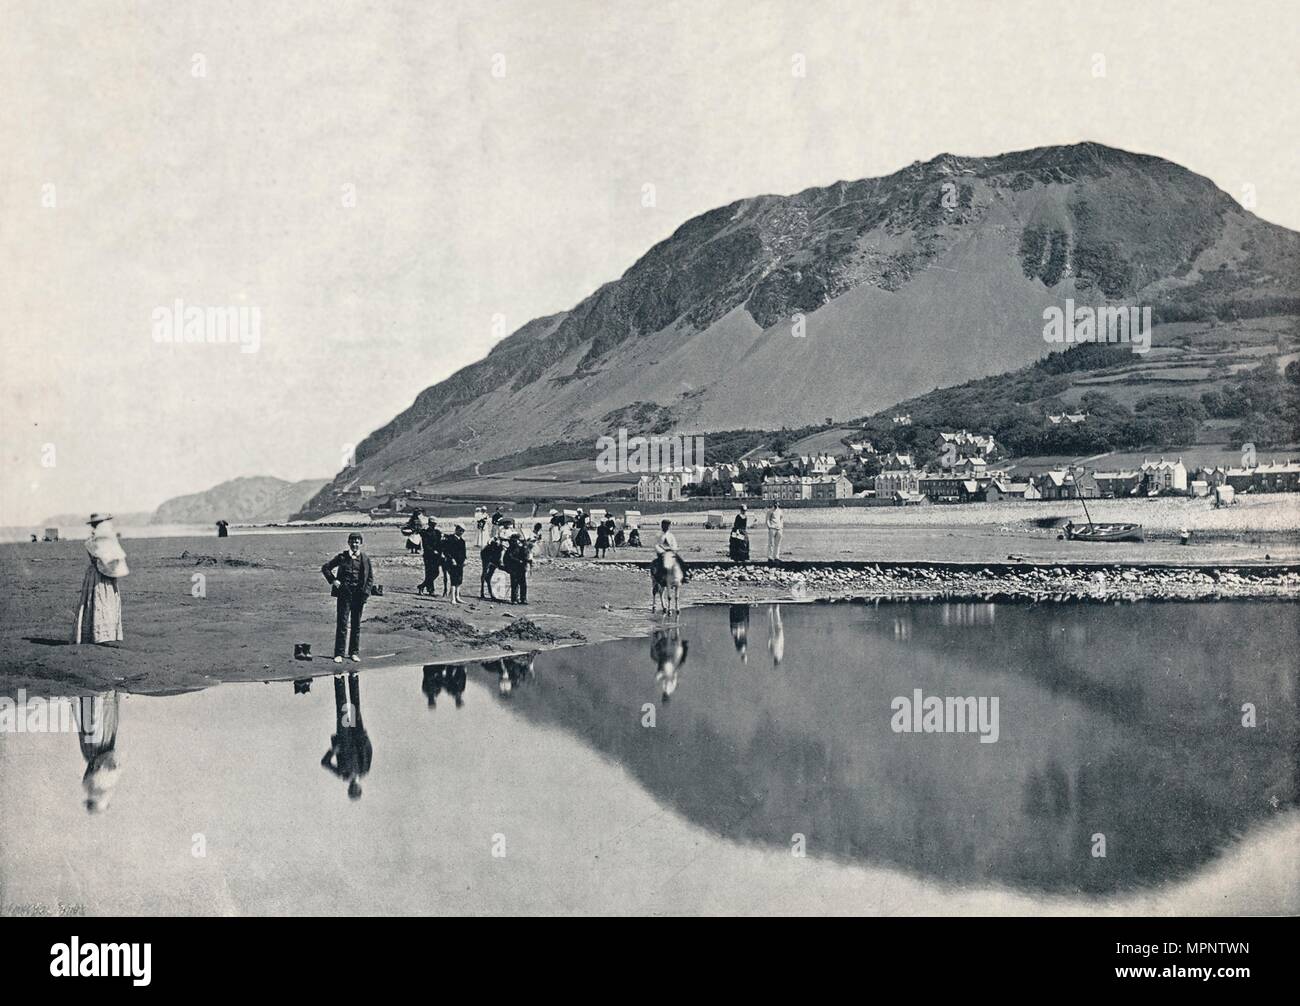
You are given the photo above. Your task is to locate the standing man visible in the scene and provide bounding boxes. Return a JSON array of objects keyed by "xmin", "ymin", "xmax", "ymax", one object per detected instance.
[
  {"xmin": 403, "ymin": 517, "xmax": 444, "ymax": 595},
  {"xmin": 444, "ymin": 523, "xmax": 467, "ymax": 605},
  {"xmin": 766, "ymin": 500, "xmax": 784, "ymax": 563},
  {"xmin": 321, "ymin": 533, "xmax": 374, "ymax": 663},
  {"xmin": 504, "ymin": 531, "xmax": 531, "ymax": 604}
]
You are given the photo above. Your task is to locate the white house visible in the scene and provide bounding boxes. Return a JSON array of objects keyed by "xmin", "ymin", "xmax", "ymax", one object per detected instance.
[
  {"xmin": 1141, "ymin": 457, "xmax": 1188, "ymax": 493},
  {"xmin": 637, "ymin": 474, "xmax": 687, "ymax": 502},
  {"xmin": 875, "ymin": 469, "xmax": 922, "ymax": 496}
]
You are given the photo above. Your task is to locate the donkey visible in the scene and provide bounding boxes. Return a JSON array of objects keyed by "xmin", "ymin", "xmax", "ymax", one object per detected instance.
[
  {"xmin": 480, "ymin": 539, "xmax": 505, "ymax": 600},
  {"xmin": 650, "ymin": 552, "xmax": 685, "ymax": 614}
]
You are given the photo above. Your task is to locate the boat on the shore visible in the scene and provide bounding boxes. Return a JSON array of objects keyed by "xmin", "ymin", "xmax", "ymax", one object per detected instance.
[
  {"xmin": 1065, "ymin": 521, "xmax": 1144, "ymax": 543},
  {"xmin": 1061, "ymin": 472, "xmax": 1143, "ymax": 542}
]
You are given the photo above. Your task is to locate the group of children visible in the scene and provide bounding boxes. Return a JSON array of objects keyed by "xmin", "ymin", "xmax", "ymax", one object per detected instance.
[{"xmin": 544, "ymin": 507, "xmax": 639, "ymax": 558}]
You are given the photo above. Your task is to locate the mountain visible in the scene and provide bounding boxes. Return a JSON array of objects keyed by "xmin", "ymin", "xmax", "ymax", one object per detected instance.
[
  {"xmin": 152, "ymin": 476, "xmax": 330, "ymax": 525},
  {"xmin": 300, "ymin": 142, "xmax": 1300, "ymax": 516},
  {"xmin": 38, "ymin": 512, "xmax": 153, "ymax": 530}
]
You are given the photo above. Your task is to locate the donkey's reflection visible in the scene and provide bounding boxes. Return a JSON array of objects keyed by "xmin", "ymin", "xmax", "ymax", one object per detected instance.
[
  {"xmin": 482, "ymin": 654, "xmax": 535, "ymax": 698},
  {"xmin": 651, "ymin": 628, "xmax": 689, "ymax": 702}
]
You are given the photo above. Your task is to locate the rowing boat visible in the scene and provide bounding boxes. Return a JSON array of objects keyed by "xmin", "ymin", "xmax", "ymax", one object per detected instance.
[{"xmin": 1064, "ymin": 522, "xmax": 1144, "ymax": 543}]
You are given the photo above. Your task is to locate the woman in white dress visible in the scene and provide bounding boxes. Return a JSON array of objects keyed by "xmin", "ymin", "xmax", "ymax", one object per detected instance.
[
  {"xmin": 546, "ymin": 510, "xmax": 562, "ymax": 557},
  {"xmin": 72, "ymin": 514, "xmax": 129, "ymax": 644}
]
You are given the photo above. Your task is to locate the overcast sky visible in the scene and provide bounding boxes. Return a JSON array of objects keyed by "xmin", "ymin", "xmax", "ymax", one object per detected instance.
[{"xmin": 2, "ymin": 0, "xmax": 1297, "ymax": 525}]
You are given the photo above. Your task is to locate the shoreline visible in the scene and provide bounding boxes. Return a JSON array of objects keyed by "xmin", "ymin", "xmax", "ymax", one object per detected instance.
[{"xmin": 3, "ymin": 520, "xmax": 1297, "ymax": 698}]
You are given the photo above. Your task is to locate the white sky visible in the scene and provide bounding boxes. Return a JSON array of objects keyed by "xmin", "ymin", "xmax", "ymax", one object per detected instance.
[{"xmin": 2, "ymin": 0, "xmax": 1297, "ymax": 524}]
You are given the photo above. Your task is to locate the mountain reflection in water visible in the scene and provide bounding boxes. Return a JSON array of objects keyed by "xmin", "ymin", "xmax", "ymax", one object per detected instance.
[
  {"xmin": 0, "ymin": 600, "xmax": 1294, "ymax": 913},
  {"xmin": 490, "ymin": 601, "xmax": 1297, "ymax": 895}
]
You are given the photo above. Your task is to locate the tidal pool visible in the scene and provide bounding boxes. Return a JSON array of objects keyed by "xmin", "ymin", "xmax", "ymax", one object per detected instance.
[{"xmin": 1, "ymin": 600, "xmax": 1295, "ymax": 915}]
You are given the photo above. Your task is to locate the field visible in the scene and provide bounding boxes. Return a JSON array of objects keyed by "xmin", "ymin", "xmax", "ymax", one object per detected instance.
[{"xmin": 421, "ymin": 458, "xmax": 638, "ymax": 499}]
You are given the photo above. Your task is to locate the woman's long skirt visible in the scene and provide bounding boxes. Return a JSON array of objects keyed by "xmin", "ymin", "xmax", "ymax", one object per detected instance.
[{"xmin": 73, "ymin": 564, "xmax": 123, "ymax": 644}]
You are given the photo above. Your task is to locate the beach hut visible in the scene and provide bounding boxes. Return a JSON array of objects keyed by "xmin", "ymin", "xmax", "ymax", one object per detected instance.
[
  {"xmin": 622, "ymin": 510, "xmax": 641, "ymax": 530},
  {"xmin": 43, "ymin": 527, "xmax": 59, "ymax": 542},
  {"xmin": 704, "ymin": 511, "xmax": 724, "ymax": 529}
]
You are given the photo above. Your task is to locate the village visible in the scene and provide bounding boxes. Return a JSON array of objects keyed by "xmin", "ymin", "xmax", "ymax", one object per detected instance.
[{"xmin": 627, "ymin": 421, "xmax": 1300, "ymax": 509}]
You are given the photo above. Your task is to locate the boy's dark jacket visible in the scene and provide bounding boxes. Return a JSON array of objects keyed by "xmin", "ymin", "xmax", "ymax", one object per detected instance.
[
  {"xmin": 442, "ymin": 534, "xmax": 467, "ymax": 567},
  {"xmin": 321, "ymin": 551, "xmax": 374, "ymax": 596}
]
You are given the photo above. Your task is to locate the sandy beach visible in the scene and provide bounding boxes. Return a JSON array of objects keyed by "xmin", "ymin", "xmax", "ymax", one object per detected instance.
[{"xmin": 3, "ymin": 496, "xmax": 1297, "ymax": 697}]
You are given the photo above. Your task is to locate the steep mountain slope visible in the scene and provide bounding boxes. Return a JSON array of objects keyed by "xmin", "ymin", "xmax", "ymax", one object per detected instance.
[
  {"xmin": 152, "ymin": 476, "xmax": 329, "ymax": 525},
  {"xmin": 301, "ymin": 142, "xmax": 1300, "ymax": 516}
]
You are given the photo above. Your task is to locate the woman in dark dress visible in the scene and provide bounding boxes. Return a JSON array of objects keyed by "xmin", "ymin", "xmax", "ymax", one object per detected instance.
[
  {"xmin": 728, "ymin": 507, "xmax": 750, "ymax": 562},
  {"xmin": 594, "ymin": 516, "xmax": 615, "ymax": 558},
  {"xmin": 574, "ymin": 508, "xmax": 592, "ymax": 556}
]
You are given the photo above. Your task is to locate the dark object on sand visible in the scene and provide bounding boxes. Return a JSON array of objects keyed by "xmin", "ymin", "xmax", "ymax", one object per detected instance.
[
  {"xmin": 293, "ymin": 678, "xmax": 312, "ymax": 694},
  {"xmin": 216, "ymin": 519, "xmax": 229, "ymax": 538},
  {"xmin": 370, "ymin": 584, "xmax": 384, "ymax": 596},
  {"xmin": 294, "ymin": 642, "xmax": 313, "ymax": 660}
]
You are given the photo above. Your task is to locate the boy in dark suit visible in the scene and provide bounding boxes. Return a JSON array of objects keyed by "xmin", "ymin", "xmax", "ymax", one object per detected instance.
[
  {"xmin": 504, "ymin": 531, "xmax": 531, "ymax": 604},
  {"xmin": 443, "ymin": 523, "xmax": 468, "ymax": 604},
  {"xmin": 321, "ymin": 533, "xmax": 374, "ymax": 662}
]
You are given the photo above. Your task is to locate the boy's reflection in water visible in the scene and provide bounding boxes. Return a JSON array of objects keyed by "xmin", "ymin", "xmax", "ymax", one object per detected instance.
[
  {"xmin": 322, "ymin": 673, "xmax": 373, "ymax": 801},
  {"xmin": 651, "ymin": 628, "xmax": 688, "ymax": 702},
  {"xmin": 729, "ymin": 605, "xmax": 750, "ymax": 664},
  {"xmin": 422, "ymin": 664, "xmax": 467, "ymax": 709},
  {"xmin": 483, "ymin": 654, "xmax": 535, "ymax": 697},
  {"xmin": 73, "ymin": 692, "xmax": 120, "ymax": 814}
]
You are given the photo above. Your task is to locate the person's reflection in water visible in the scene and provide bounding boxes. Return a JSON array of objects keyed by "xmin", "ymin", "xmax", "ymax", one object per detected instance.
[
  {"xmin": 443, "ymin": 664, "xmax": 467, "ymax": 707},
  {"xmin": 767, "ymin": 604, "xmax": 785, "ymax": 666},
  {"xmin": 322, "ymin": 673, "xmax": 373, "ymax": 801},
  {"xmin": 73, "ymin": 692, "xmax": 120, "ymax": 813},
  {"xmin": 421, "ymin": 664, "xmax": 444, "ymax": 709},
  {"xmin": 420, "ymin": 664, "xmax": 468, "ymax": 710},
  {"xmin": 729, "ymin": 605, "xmax": 750, "ymax": 664},
  {"xmin": 484, "ymin": 654, "xmax": 534, "ymax": 697},
  {"xmin": 651, "ymin": 628, "xmax": 688, "ymax": 702}
]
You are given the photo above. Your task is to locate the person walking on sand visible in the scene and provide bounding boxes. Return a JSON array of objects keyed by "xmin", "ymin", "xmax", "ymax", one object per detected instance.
[
  {"xmin": 594, "ymin": 513, "xmax": 615, "ymax": 558},
  {"xmin": 573, "ymin": 508, "xmax": 592, "ymax": 556},
  {"xmin": 321, "ymin": 533, "xmax": 374, "ymax": 663},
  {"xmin": 765, "ymin": 501, "xmax": 784, "ymax": 563},
  {"xmin": 72, "ymin": 514, "xmax": 129, "ymax": 645},
  {"xmin": 401, "ymin": 510, "xmax": 437, "ymax": 593},
  {"xmin": 444, "ymin": 523, "xmax": 467, "ymax": 604},
  {"xmin": 547, "ymin": 509, "xmax": 563, "ymax": 557}
]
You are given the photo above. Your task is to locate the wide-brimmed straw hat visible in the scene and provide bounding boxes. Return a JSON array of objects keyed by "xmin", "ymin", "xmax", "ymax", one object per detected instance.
[{"xmin": 87, "ymin": 513, "xmax": 113, "ymax": 525}]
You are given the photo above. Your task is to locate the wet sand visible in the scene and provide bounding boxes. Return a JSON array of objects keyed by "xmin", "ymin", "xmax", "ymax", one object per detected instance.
[{"xmin": 2, "ymin": 503, "xmax": 1297, "ymax": 697}]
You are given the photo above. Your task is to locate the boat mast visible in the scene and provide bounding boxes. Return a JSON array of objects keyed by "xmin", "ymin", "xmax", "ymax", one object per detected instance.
[{"xmin": 1074, "ymin": 468, "xmax": 1095, "ymax": 525}]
